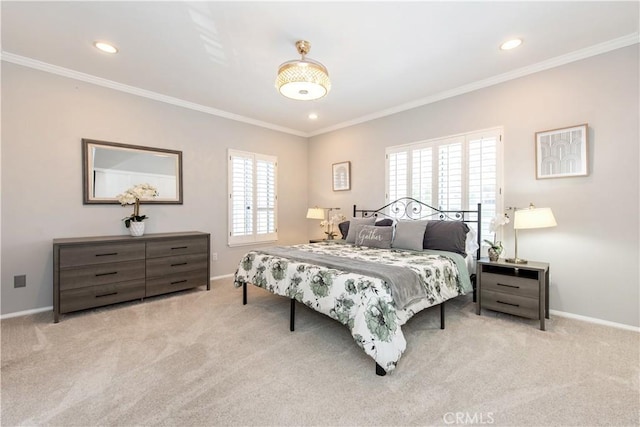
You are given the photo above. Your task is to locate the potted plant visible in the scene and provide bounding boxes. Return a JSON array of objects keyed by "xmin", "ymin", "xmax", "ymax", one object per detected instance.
[
  {"xmin": 116, "ymin": 183, "xmax": 158, "ymax": 236},
  {"xmin": 320, "ymin": 212, "xmax": 347, "ymax": 239},
  {"xmin": 485, "ymin": 213, "xmax": 510, "ymax": 261}
]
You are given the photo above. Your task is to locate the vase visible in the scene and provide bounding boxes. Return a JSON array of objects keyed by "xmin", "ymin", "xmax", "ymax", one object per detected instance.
[
  {"xmin": 488, "ymin": 246, "xmax": 502, "ymax": 262},
  {"xmin": 129, "ymin": 221, "xmax": 145, "ymax": 237}
]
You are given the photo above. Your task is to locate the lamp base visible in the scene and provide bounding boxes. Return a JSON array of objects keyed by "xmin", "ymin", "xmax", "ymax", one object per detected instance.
[{"xmin": 505, "ymin": 257, "xmax": 528, "ymax": 264}]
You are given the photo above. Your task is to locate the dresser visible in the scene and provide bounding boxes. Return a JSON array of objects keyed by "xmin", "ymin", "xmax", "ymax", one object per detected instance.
[
  {"xmin": 476, "ymin": 259, "xmax": 550, "ymax": 330},
  {"xmin": 53, "ymin": 231, "xmax": 210, "ymax": 323}
]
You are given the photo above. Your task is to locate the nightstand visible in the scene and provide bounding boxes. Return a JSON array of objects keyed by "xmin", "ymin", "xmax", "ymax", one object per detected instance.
[{"xmin": 476, "ymin": 258, "xmax": 550, "ymax": 330}]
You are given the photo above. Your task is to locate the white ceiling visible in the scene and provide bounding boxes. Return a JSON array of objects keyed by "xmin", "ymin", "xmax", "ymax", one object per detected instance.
[{"xmin": 2, "ymin": 1, "xmax": 638, "ymax": 137}]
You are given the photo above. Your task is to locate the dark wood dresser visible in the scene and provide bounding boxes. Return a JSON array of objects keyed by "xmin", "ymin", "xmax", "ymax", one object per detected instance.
[{"xmin": 53, "ymin": 231, "xmax": 210, "ymax": 322}]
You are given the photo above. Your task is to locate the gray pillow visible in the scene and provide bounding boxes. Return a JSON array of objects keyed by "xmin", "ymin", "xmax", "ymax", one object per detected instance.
[
  {"xmin": 422, "ymin": 220, "xmax": 470, "ymax": 255},
  {"xmin": 354, "ymin": 225, "xmax": 393, "ymax": 249},
  {"xmin": 392, "ymin": 220, "xmax": 429, "ymax": 251},
  {"xmin": 345, "ymin": 217, "xmax": 376, "ymax": 243}
]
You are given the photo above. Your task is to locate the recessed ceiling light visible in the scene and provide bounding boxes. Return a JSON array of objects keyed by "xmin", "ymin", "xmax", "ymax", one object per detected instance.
[
  {"xmin": 94, "ymin": 41, "xmax": 118, "ymax": 54},
  {"xmin": 500, "ymin": 38, "xmax": 522, "ymax": 51},
  {"xmin": 308, "ymin": 113, "xmax": 318, "ymax": 120}
]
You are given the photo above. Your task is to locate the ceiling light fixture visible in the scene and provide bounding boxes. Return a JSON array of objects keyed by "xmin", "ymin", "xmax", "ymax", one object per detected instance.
[
  {"xmin": 308, "ymin": 113, "xmax": 318, "ymax": 120},
  {"xmin": 500, "ymin": 38, "xmax": 523, "ymax": 51},
  {"xmin": 276, "ymin": 40, "xmax": 331, "ymax": 101},
  {"xmin": 94, "ymin": 41, "xmax": 118, "ymax": 54}
]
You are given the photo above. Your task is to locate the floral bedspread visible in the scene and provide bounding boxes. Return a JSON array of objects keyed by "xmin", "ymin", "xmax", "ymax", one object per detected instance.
[{"xmin": 233, "ymin": 241, "xmax": 471, "ymax": 373}]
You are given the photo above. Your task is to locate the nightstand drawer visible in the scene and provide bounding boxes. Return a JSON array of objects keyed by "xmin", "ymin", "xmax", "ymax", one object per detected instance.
[
  {"xmin": 481, "ymin": 289, "xmax": 539, "ymax": 319},
  {"xmin": 481, "ymin": 272, "xmax": 539, "ymax": 298}
]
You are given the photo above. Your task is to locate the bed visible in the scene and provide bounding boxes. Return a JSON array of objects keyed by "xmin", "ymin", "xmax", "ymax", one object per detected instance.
[{"xmin": 233, "ymin": 198, "xmax": 481, "ymax": 375}]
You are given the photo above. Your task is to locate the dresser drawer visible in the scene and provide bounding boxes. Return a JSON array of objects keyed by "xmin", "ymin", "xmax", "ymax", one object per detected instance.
[
  {"xmin": 59, "ymin": 279, "xmax": 145, "ymax": 314},
  {"xmin": 146, "ymin": 253, "xmax": 208, "ymax": 278},
  {"xmin": 59, "ymin": 260, "xmax": 145, "ymax": 291},
  {"xmin": 145, "ymin": 269, "xmax": 209, "ymax": 297},
  {"xmin": 146, "ymin": 237, "xmax": 208, "ymax": 259},
  {"xmin": 481, "ymin": 289, "xmax": 539, "ymax": 319},
  {"xmin": 480, "ymin": 272, "xmax": 539, "ymax": 298},
  {"xmin": 60, "ymin": 243, "xmax": 145, "ymax": 268}
]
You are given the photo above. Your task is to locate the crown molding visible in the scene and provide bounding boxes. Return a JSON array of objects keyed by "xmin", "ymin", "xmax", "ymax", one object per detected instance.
[
  {"xmin": 308, "ymin": 32, "xmax": 640, "ymax": 137},
  {"xmin": 0, "ymin": 52, "xmax": 308, "ymax": 138},
  {"xmin": 2, "ymin": 32, "xmax": 638, "ymax": 139}
]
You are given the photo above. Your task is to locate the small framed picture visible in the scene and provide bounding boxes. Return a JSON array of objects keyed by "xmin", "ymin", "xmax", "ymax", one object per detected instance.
[
  {"xmin": 332, "ymin": 161, "xmax": 351, "ymax": 191},
  {"xmin": 535, "ymin": 124, "xmax": 589, "ymax": 179}
]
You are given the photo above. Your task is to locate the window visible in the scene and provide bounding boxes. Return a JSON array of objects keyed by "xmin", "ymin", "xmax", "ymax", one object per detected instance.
[
  {"xmin": 385, "ymin": 128, "xmax": 503, "ymax": 243},
  {"xmin": 228, "ymin": 149, "xmax": 277, "ymax": 246}
]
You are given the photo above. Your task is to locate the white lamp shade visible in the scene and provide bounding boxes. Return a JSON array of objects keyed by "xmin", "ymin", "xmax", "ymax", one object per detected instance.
[
  {"xmin": 306, "ymin": 208, "xmax": 325, "ymax": 220},
  {"xmin": 513, "ymin": 207, "xmax": 557, "ymax": 229}
]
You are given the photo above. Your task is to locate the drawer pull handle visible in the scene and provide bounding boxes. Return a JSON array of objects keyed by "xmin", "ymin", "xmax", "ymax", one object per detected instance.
[
  {"xmin": 95, "ymin": 272, "xmax": 118, "ymax": 277},
  {"xmin": 497, "ymin": 300, "xmax": 520, "ymax": 308},
  {"xmin": 95, "ymin": 252, "xmax": 118, "ymax": 257},
  {"xmin": 171, "ymin": 262, "xmax": 188, "ymax": 267},
  {"xmin": 171, "ymin": 246, "xmax": 188, "ymax": 250},
  {"xmin": 96, "ymin": 292, "xmax": 118, "ymax": 298},
  {"xmin": 497, "ymin": 282, "xmax": 519, "ymax": 289},
  {"xmin": 171, "ymin": 280, "xmax": 188, "ymax": 285}
]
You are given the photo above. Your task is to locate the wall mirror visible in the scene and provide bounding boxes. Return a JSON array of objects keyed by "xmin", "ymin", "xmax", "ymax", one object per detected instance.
[{"xmin": 82, "ymin": 139, "xmax": 183, "ymax": 204}]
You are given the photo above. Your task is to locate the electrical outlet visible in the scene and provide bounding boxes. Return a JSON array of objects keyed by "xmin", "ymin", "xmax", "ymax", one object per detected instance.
[
  {"xmin": 211, "ymin": 252, "xmax": 218, "ymax": 261},
  {"xmin": 14, "ymin": 275, "xmax": 26, "ymax": 288}
]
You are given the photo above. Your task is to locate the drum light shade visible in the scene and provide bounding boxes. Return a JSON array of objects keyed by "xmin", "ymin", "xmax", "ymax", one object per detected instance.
[{"xmin": 276, "ymin": 40, "xmax": 331, "ymax": 101}]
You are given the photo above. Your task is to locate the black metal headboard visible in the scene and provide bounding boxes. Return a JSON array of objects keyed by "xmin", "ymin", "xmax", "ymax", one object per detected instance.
[{"xmin": 353, "ymin": 197, "xmax": 482, "ymax": 260}]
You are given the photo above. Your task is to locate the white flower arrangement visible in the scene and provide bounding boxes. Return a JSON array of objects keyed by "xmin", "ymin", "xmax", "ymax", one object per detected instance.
[
  {"xmin": 320, "ymin": 212, "xmax": 347, "ymax": 239},
  {"xmin": 116, "ymin": 183, "xmax": 159, "ymax": 227},
  {"xmin": 485, "ymin": 213, "xmax": 510, "ymax": 250}
]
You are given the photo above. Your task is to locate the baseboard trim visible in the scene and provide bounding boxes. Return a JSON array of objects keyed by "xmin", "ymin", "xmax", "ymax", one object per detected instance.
[
  {"xmin": 0, "ymin": 279, "xmax": 235, "ymax": 321},
  {"xmin": 2, "ymin": 290, "xmax": 637, "ymax": 332},
  {"xmin": 550, "ymin": 309, "xmax": 639, "ymax": 333},
  {"xmin": 1, "ymin": 306, "xmax": 53, "ymax": 320}
]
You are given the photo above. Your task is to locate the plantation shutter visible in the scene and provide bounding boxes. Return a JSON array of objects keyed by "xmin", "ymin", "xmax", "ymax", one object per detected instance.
[
  {"xmin": 385, "ymin": 127, "xmax": 503, "ymax": 247},
  {"xmin": 228, "ymin": 150, "xmax": 277, "ymax": 246}
]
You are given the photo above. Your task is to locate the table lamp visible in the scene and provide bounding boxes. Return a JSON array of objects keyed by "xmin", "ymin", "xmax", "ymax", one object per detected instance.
[{"xmin": 506, "ymin": 203, "xmax": 557, "ymax": 264}]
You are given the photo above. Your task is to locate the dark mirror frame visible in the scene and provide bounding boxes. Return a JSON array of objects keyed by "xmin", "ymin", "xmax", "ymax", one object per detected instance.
[{"xmin": 82, "ymin": 139, "xmax": 183, "ymax": 205}]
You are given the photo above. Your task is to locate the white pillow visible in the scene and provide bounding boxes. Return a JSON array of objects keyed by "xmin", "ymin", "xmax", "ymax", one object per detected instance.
[{"xmin": 465, "ymin": 228, "xmax": 480, "ymax": 256}]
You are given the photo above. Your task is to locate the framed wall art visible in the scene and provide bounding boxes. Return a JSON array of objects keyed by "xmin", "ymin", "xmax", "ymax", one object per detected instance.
[
  {"xmin": 535, "ymin": 124, "xmax": 588, "ymax": 179},
  {"xmin": 332, "ymin": 161, "xmax": 351, "ymax": 191}
]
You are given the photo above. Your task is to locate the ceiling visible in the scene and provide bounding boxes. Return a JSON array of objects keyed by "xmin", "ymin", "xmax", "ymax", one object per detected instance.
[{"xmin": 2, "ymin": 1, "xmax": 638, "ymax": 137}]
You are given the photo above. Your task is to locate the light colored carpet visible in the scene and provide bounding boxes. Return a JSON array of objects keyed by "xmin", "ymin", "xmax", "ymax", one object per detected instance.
[{"xmin": 2, "ymin": 277, "xmax": 638, "ymax": 426}]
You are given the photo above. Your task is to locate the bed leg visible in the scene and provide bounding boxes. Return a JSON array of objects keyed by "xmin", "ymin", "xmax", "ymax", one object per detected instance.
[
  {"xmin": 471, "ymin": 274, "xmax": 477, "ymax": 303},
  {"xmin": 376, "ymin": 363, "xmax": 387, "ymax": 376},
  {"xmin": 440, "ymin": 302, "xmax": 445, "ymax": 330},
  {"xmin": 290, "ymin": 299, "xmax": 295, "ymax": 332},
  {"xmin": 242, "ymin": 283, "xmax": 247, "ymax": 305}
]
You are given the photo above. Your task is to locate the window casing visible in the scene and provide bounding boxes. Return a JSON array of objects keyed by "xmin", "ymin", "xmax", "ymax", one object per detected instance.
[
  {"xmin": 385, "ymin": 128, "xmax": 503, "ymax": 244},
  {"xmin": 228, "ymin": 149, "xmax": 277, "ymax": 246}
]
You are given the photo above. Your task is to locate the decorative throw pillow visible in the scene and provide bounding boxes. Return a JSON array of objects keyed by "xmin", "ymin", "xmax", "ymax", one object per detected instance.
[
  {"xmin": 422, "ymin": 220, "xmax": 470, "ymax": 255},
  {"xmin": 338, "ymin": 221, "xmax": 350, "ymax": 240},
  {"xmin": 354, "ymin": 225, "xmax": 393, "ymax": 249},
  {"xmin": 392, "ymin": 220, "xmax": 429, "ymax": 251},
  {"xmin": 345, "ymin": 217, "xmax": 376, "ymax": 243},
  {"xmin": 339, "ymin": 218, "xmax": 394, "ymax": 240}
]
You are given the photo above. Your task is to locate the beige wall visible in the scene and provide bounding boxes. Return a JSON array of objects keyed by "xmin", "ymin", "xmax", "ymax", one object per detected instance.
[
  {"xmin": 308, "ymin": 46, "xmax": 639, "ymax": 327},
  {"xmin": 1, "ymin": 62, "xmax": 309, "ymax": 315}
]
